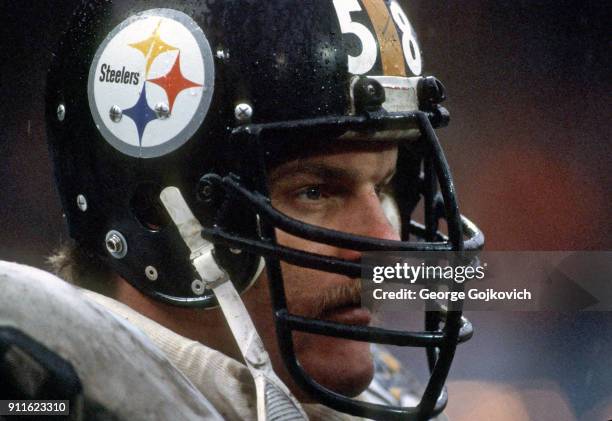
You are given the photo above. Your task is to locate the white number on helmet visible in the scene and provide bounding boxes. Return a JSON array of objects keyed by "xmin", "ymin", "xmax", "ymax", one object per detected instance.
[
  {"xmin": 389, "ymin": 1, "xmax": 422, "ymax": 75},
  {"xmin": 333, "ymin": 0, "xmax": 378, "ymax": 75}
]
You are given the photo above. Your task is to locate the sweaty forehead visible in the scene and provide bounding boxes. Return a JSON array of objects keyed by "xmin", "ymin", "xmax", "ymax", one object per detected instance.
[{"xmin": 267, "ymin": 140, "xmax": 398, "ymax": 185}]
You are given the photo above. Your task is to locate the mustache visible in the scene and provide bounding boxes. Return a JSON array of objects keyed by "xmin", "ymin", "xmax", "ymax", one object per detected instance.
[{"xmin": 305, "ymin": 280, "xmax": 362, "ymax": 318}]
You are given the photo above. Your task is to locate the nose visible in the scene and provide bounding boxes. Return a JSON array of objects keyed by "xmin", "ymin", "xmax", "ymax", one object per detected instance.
[{"xmin": 336, "ymin": 190, "xmax": 401, "ymax": 261}]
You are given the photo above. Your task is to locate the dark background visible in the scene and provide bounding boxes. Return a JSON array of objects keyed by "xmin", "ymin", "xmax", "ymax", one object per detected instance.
[{"xmin": 1, "ymin": 1, "xmax": 610, "ymax": 420}]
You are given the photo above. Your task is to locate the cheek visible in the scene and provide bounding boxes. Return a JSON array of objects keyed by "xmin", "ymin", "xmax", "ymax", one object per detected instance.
[
  {"xmin": 278, "ymin": 262, "xmax": 322, "ymax": 316},
  {"xmin": 245, "ymin": 255, "xmax": 325, "ymax": 319},
  {"xmin": 274, "ymin": 228, "xmax": 329, "ymax": 301},
  {"xmin": 275, "ymin": 229, "xmax": 328, "ymax": 253},
  {"xmin": 274, "ymin": 230, "xmax": 357, "ymax": 316}
]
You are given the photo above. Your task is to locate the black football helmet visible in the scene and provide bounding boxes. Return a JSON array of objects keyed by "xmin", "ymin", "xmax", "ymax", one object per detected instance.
[{"xmin": 46, "ymin": 1, "xmax": 484, "ymax": 419}]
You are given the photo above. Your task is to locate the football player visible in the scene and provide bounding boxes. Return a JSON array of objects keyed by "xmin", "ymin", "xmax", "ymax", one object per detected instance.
[{"xmin": 39, "ymin": 1, "xmax": 482, "ymax": 419}]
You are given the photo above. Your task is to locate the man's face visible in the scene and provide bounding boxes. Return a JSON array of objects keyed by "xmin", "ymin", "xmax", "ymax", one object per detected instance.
[{"xmin": 242, "ymin": 141, "xmax": 400, "ymax": 398}]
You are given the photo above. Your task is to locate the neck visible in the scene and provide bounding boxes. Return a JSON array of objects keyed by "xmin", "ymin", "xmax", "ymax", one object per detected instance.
[{"xmin": 112, "ymin": 275, "xmax": 242, "ymax": 362}]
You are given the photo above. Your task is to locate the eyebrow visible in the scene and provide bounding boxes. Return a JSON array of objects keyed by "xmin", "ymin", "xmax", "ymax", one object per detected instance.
[{"xmin": 268, "ymin": 161, "xmax": 395, "ymax": 186}]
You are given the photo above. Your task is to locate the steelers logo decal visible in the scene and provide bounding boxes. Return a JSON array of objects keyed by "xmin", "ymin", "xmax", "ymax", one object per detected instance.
[{"xmin": 88, "ymin": 9, "xmax": 214, "ymax": 158}]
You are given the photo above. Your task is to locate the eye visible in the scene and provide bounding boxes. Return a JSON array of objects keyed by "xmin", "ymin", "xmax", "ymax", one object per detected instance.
[{"xmin": 299, "ymin": 185, "xmax": 323, "ymax": 201}]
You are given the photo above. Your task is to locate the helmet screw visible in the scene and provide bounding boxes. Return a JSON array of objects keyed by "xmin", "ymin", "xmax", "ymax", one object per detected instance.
[
  {"xmin": 201, "ymin": 184, "xmax": 212, "ymax": 197},
  {"xmin": 197, "ymin": 178, "xmax": 216, "ymax": 202},
  {"xmin": 154, "ymin": 102, "xmax": 171, "ymax": 120},
  {"xmin": 109, "ymin": 105, "xmax": 123, "ymax": 123},
  {"xmin": 145, "ymin": 265, "xmax": 158, "ymax": 281},
  {"xmin": 234, "ymin": 103, "xmax": 253, "ymax": 123},
  {"xmin": 105, "ymin": 230, "xmax": 128, "ymax": 259},
  {"xmin": 216, "ymin": 49, "xmax": 229, "ymax": 60},
  {"xmin": 353, "ymin": 77, "xmax": 385, "ymax": 112},
  {"xmin": 191, "ymin": 279, "xmax": 205, "ymax": 296},
  {"xmin": 76, "ymin": 194, "xmax": 88, "ymax": 212},
  {"xmin": 57, "ymin": 104, "xmax": 66, "ymax": 122}
]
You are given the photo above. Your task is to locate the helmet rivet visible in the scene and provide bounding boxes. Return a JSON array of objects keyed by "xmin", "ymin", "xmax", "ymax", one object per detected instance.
[
  {"xmin": 105, "ymin": 230, "xmax": 128, "ymax": 259},
  {"xmin": 234, "ymin": 103, "xmax": 253, "ymax": 123},
  {"xmin": 191, "ymin": 279, "xmax": 205, "ymax": 295},
  {"xmin": 76, "ymin": 194, "xmax": 88, "ymax": 212},
  {"xmin": 145, "ymin": 266, "xmax": 158, "ymax": 281},
  {"xmin": 57, "ymin": 104, "xmax": 66, "ymax": 122},
  {"xmin": 109, "ymin": 105, "xmax": 123, "ymax": 123},
  {"xmin": 230, "ymin": 248, "xmax": 242, "ymax": 255},
  {"xmin": 154, "ymin": 102, "xmax": 170, "ymax": 120}
]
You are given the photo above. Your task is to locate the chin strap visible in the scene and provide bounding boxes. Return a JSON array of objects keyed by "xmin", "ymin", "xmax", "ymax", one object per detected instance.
[{"xmin": 160, "ymin": 187, "xmax": 308, "ymax": 421}]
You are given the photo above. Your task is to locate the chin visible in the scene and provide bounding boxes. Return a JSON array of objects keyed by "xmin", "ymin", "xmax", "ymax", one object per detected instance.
[{"xmin": 295, "ymin": 333, "xmax": 374, "ymax": 398}]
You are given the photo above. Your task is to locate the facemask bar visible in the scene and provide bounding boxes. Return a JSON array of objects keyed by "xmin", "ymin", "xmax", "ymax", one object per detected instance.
[{"xmin": 200, "ymin": 110, "xmax": 483, "ymax": 420}]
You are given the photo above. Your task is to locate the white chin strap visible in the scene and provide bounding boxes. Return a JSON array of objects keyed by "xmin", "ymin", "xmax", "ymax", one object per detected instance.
[{"xmin": 160, "ymin": 187, "xmax": 307, "ymax": 421}]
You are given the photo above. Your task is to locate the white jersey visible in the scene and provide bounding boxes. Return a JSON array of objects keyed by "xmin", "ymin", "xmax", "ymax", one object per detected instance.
[{"xmin": 0, "ymin": 261, "xmax": 221, "ymax": 420}]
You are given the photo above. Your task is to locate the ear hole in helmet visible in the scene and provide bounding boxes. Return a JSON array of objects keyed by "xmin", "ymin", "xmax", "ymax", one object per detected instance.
[{"xmin": 130, "ymin": 183, "xmax": 170, "ymax": 232}]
